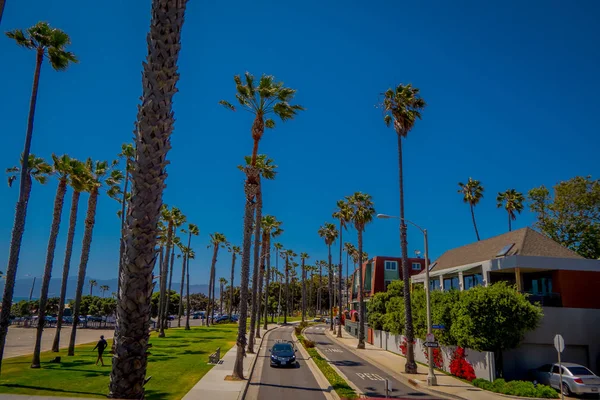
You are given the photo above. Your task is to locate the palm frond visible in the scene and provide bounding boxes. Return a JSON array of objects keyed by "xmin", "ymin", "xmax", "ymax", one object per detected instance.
[{"xmin": 5, "ymin": 29, "xmax": 35, "ymax": 49}]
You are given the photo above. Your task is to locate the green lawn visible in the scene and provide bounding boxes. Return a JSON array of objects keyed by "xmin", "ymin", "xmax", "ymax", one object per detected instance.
[{"xmin": 0, "ymin": 324, "xmax": 238, "ymax": 399}]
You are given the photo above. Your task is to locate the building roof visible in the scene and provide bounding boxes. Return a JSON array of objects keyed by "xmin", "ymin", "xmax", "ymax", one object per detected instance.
[{"xmin": 428, "ymin": 227, "xmax": 583, "ymax": 273}]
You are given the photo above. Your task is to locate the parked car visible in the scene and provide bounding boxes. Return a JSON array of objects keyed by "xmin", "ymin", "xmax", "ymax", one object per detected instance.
[
  {"xmin": 530, "ymin": 363, "xmax": 600, "ymax": 396},
  {"xmin": 269, "ymin": 341, "xmax": 297, "ymax": 368},
  {"xmin": 87, "ymin": 315, "xmax": 103, "ymax": 322},
  {"xmin": 62, "ymin": 316, "xmax": 73, "ymax": 324},
  {"xmin": 192, "ymin": 312, "xmax": 205, "ymax": 320},
  {"xmin": 45, "ymin": 316, "xmax": 57, "ymax": 323},
  {"xmin": 313, "ymin": 317, "xmax": 323, "ymax": 322}
]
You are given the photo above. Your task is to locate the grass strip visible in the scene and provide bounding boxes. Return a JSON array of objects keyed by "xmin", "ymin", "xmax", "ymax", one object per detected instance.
[{"xmin": 297, "ymin": 334, "xmax": 358, "ymax": 399}]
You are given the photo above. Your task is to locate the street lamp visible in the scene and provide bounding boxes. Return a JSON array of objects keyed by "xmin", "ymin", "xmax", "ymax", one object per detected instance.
[{"xmin": 377, "ymin": 213, "xmax": 437, "ymax": 386}]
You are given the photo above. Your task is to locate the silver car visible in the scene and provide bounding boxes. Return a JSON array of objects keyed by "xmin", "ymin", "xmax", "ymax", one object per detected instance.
[{"xmin": 532, "ymin": 362, "xmax": 600, "ymax": 396}]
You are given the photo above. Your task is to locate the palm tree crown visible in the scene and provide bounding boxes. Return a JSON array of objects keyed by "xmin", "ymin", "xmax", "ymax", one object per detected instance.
[
  {"xmin": 318, "ymin": 223, "xmax": 339, "ymax": 246},
  {"xmin": 382, "ymin": 84, "xmax": 427, "ymax": 137},
  {"xmin": 7, "ymin": 154, "xmax": 52, "ymax": 187},
  {"xmin": 497, "ymin": 189, "xmax": 525, "ymax": 231},
  {"xmin": 346, "ymin": 192, "xmax": 376, "ymax": 232},
  {"xmin": 459, "ymin": 177, "xmax": 484, "ymax": 206}
]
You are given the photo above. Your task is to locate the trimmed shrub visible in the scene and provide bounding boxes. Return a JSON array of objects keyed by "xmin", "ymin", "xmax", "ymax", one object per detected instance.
[
  {"xmin": 303, "ymin": 338, "xmax": 315, "ymax": 348},
  {"xmin": 473, "ymin": 378, "xmax": 558, "ymax": 398},
  {"xmin": 449, "ymin": 347, "xmax": 476, "ymax": 381}
]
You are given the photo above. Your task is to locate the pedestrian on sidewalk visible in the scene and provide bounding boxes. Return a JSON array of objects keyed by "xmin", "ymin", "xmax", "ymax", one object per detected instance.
[{"xmin": 93, "ymin": 335, "xmax": 108, "ymax": 366}]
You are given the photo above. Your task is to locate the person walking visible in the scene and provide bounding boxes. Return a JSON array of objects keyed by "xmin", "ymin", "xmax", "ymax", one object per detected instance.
[{"xmin": 93, "ymin": 335, "xmax": 108, "ymax": 366}]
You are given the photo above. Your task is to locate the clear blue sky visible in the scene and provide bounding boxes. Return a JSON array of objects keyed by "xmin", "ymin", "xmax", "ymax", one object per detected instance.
[{"xmin": 1, "ymin": 0, "xmax": 599, "ymax": 287}]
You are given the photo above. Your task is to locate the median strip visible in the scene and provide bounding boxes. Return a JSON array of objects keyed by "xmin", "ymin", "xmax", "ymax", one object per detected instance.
[{"xmin": 296, "ymin": 329, "xmax": 358, "ymax": 400}]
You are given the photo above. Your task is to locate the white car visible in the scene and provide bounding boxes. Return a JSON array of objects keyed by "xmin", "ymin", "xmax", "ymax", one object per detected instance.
[{"xmin": 531, "ymin": 363, "xmax": 600, "ymax": 396}]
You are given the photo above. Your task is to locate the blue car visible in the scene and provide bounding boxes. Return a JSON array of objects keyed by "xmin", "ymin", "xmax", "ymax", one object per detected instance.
[{"xmin": 269, "ymin": 342, "xmax": 297, "ymax": 368}]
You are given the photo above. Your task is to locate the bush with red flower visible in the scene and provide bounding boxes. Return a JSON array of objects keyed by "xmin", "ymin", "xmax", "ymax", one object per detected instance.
[
  {"xmin": 399, "ymin": 337, "xmax": 415, "ymax": 356},
  {"xmin": 449, "ymin": 347, "xmax": 476, "ymax": 381},
  {"xmin": 423, "ymin": 346, "xmax": 444, "ymax": 369}
]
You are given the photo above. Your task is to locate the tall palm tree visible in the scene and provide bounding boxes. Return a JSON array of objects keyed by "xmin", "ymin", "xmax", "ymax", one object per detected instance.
[
  {"xmin": 1, "ymin": 24, "xmax": 77, "ymax": 371},
  {"xmin": 290, "ymin": 262, "xmax": 299, "ymax": 315},
  {"xmin": 318, "ymin": 223, "xmax": 338, "ymax": 331},
  {"xmin": 180, "ymin": 223, "xmax": 199, "ymax": 328},
  {"xmin": 262, "ymin": 216, "xmax": 282, "ymax": 330},
  {"xmin": 68, "ymin": 159, "xmax": 122, "ymax": 356},
  {"xmin": 184, "ymin": 248, "xmax": 196, "ymax": 330},
  {"xmin": 156, "ymin": 217, "xmax": 168, "ymax": 333},
  {"xmin": 220, "ymin": 72, "xmax": 303, "ymax": 379},
  {"xmin": 52, "ymin": 160, "xmax": 90, "ymax": 353},
  {"xmin": 346, "ymin": 192, "xmax": 376, "ymax": 350},
  {"xmin": 117, "ymin": 143, "xmax": 135, "ymax": 299},
  {"xmin": 382, "ymin": 84, "xmax": 426, "ymax": 372},
  {"xmin": 26, "ymin": 155, "xmax": 73, "ymax": 367},
  {"xmin": 176, "ymin": 244, "xmax": 187, "ymax": 328},
  {"xmin": 300, "ymin": 252, "xmax": 309, "ymax": 323},
  {"xmin": 333, "ymin": 200, "xmax": 352, "ymax": 337},
  {"xmin": 227, "ymin": 245, "xmax": 240, "ymax": 322},
  {"xmin": 207, "ymin": 233, "xmax": 227, "ymax": 326},
  {"xmin": 243, "ymin": 155, "xmax": 277, "ymax": 349},
  {"xmin": 219, "ymin": 278, "xmax": 228, "ymax": 316},
  {"xmin": 89, "ymin": 279, "xmax": 97, "ymax": 296},
  {"xmin": 343, "ymin": 242, "xmax": 355, "ymax": 310},
  {"xmin": 110, "ymin": 1, "xmax": 187, "ymax": 395},
  {"xmin": 497, "ymin": 189, "xmax": 525, "ymax": 232},
  {"xmin": 100, "ymin": 285, "xmax": 110, "ymax": 297},
  {"xmin": 316, "ymin": 260, "xmax": 324, "ymax": 316},
  {"xmin": 283, "ymin": 249, "xmax": 296, "ymax": 324},
  {"xmin": 458, "ymin": 177, "xmax": 485, "ymax": 241},
  {"xmin": 273, "ymin": 243, "xmax": 283, "ymax": 322}
]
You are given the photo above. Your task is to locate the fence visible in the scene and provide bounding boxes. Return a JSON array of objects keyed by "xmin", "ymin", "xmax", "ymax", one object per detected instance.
[{"xmin": 372, "ymin": 329, "xmax": 495, "ymax": 381}]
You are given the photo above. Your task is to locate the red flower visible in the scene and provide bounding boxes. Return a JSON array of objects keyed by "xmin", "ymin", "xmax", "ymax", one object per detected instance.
[
  {"xmin": 449, "ymin": 347, "xmax": 476, "ymax": 382},
  {"xmin": 399, "ymin": 337, "xmax": 415, "ymax": 356},
  {"xmin": 423, "ymin": 346, "xmax": 444, "ymax": 369}
]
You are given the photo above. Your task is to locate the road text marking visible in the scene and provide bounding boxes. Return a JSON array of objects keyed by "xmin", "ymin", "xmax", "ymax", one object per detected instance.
[{"xmin": 356, "ymin": 372, "xmax": 385, "ymax": 381}]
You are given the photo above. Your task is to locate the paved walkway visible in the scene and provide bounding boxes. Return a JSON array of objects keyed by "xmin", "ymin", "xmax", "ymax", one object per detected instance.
[
  {"xmin": 326, "ymin": 327, "xmax": 505, "ymax": 400},
  {"xmin": 182, "ymin": 323, "xmax": 280, "ymax": 400}
]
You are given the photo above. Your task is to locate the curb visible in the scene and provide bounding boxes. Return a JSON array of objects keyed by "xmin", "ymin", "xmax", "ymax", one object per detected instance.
[
  {"xmin": 324, "ymin": 329, "xmax": 460, "ymax": 400},
  {"xmin": 237, "ymin": 324, "xmax": 280, "ymax": 400},
  {"xmin": 294, "ymin": 327, "xmax": 337, "ymax": 400},
  {"xmin": 304, "ymin": 326, "xmax": 364, "ymax": 399}
]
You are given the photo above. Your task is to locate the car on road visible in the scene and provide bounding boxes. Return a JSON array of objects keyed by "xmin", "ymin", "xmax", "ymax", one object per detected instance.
[
  {"xmin": 192, "ymin": 312, "xmax": 205, "ymax": 319},
  {"xmin": 45, "ymin": 316, "xmax": 58, "ymax": 324},
  {"xmin": 87, "ymin": 315, "xmax": 103, "ymax": 322},
  {"xmin": 62, "ymin": 316, "xmax": 73, "ymax": 324},
  {"xmin": 530, "ymin": 363, "xmax": 600, "ymax": 396},
  {"xmin": 313, "ymin": 317, "xmax": 324, "ymax": 322},
  {"xmin": 269, "ymin": 341, "xmax": 297, "ymax": 368}
]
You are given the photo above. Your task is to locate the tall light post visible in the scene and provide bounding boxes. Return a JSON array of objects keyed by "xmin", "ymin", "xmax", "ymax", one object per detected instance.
[{"xmin": 377, "ymin": 213, "xmax": 437, "ymax": 386}]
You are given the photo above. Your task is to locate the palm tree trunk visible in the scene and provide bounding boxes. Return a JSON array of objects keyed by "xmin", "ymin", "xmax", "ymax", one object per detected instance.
[
  {"xmin": 159, "ymin": 223, "xmax": 173, "ymax": 337},
  {"xmin": 117, "ymin": 164, "xmax": 130, "ymax": 300},
  {"xmin": 68, "ymin": 188, "xmax": 99, "ymax": 356},
  {"xmin": 178, "ymin": 254, "xmax": 186, "ymax": 327},
  {"xmin": 318, "ymin": 265, "xmax": 322, "ymax": 316},
  {"xmin": 185, "ymin": 255, "xmax": 191, "ymax": 330},
  {"xmin": 328, "ymin": 245, "xmax": 333, "ymax": 331},
  {"xmin": 53, "ymin": 190, "xmax": 81, "ymax": 352},
  {"xmin": 397, "ymin": 134, "xmax": 416, "ymax": 372},
  {"xmin": 207, "ymin": 244, "xmax": 218, "ymax": 327},
  {"xmin": 232, "ymin": 166, "xmax": 259, "ymax": 379},
  {"xmin": 301, "ymin": 259, "xmax": 306, "ymax": 323},
  {"xmin": 211, "ymin": 266, "xmax": 217, "ymax": 323},
  {"xmin": 157, "ymin": 246, "xmax": 165, "ymax": 331},
  {"xmin": 0, "ymin": 49, "xmax": 44, "ymax": 374},
  {"xmin": 229, "ymin": 252, "xmax": 236, "ymax": 321},
  {"xmin": 263, "ymin": 237, "xmax": 270, "ymax": 331},
  {"xmin": 164, "ymin": 245, "xmax": 175, "ymax": 329},
  {"xmin": 337, "ymin": 223, "xmax": 343, "ymax": 338},
  {"xmin": 471, "ymin": 203, "xmax": 481, "ymax": 241},
  {"xmin": 248, "ymin": 181, "xmax": 262, "ymax": 353},
  {"xmin": 109, "ymin": 1, "xmax": 186, "ymax": 395},
  {"xmin": 284, "ymin": 256, "xmax": 289, "ymax": 324},
  {"xmin": 220, "ymin": 281, "xmax": 224, "ymax": 316},
  {"xmin": 32, "ymin": 178, "xmax": 67, "ymax": 367},
  {"xmin": 357, "ymin": 229, "xmax": 366, "ymax": 349},
  {"xmin": 0, "ymin": 0, "xmax": 5, "ymax": 25},
  {"xmin": 508, "ymin": 213, "xmax": 512, "ymax": 232},
  {"xmin": 256, "ymin": 234, "xmax": 267, "ymax": 339}
]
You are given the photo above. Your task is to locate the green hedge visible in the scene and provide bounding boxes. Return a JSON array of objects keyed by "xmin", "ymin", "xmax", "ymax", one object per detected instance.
[{"xmin": 473, "ymin": 378, "xmax": 558, "ymax": 398}]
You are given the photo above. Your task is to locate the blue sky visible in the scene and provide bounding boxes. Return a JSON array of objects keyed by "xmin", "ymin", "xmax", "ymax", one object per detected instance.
[{"xmin": 1, "ymin": 0, "xmax": 599, "ymax": 287}]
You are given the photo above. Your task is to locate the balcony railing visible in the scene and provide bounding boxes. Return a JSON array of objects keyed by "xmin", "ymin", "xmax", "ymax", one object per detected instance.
[{"xmin": 521, "ymin": 291, "xmax": 562, "ymax": 307}]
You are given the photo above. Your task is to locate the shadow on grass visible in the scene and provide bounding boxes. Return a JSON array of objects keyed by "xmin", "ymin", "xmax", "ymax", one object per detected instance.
[
  {"xmin": 0, "ymin": 383, "xmax": 104, "ymax": 397},
  {"xmin": 182, "ymin": 350, "xmax": 206, "ymax": 355},
  {"xmin": 145, "ymin": 388, "xmax": 172, "ymax": 400}
]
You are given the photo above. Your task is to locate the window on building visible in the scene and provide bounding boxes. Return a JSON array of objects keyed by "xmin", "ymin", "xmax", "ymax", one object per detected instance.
[
  {"xmin": 430, "ymin": 279, "xmax": 441, "ymax": 291},
  {"xmin": 443, "ymin": 277, "xmax": 460, "ymax": 291},
  {"xmin": 412, "ymin": 262, "xmax": 421, "ymax": 271},
  {"xmin": 384, "ymin": 261, "xmax": 397, "ymax": 270},
  {"xmin": 464, "ymin": 273, "xmax": 483, "ymax": 290},
  {"xmin": 385, "ymin": 280, "xmax": 392, "ymax": 290}
]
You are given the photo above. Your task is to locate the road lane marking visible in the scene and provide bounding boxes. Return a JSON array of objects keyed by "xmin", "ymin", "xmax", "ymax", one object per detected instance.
[
  {"xmin": 356, "ymin": 372, "xmax": 385, "ymax": 381},
  {"xmin": 323, "ymin": 348, "xmax": 343, "ymax": 353}
]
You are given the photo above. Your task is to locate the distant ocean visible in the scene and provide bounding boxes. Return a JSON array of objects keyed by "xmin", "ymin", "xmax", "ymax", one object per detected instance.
[{"xmin": 11, "ymin": 297, "xmax": 34, "ymax": 302}]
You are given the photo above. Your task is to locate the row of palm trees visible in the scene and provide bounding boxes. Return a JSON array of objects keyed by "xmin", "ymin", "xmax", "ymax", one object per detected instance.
[{"xmin": 458, "ymin": 178, "xmax": 526, "ymax": 240}]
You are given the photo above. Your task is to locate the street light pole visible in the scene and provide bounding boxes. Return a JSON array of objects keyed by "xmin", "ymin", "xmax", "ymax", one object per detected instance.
[{"xmin": 377, "ymin": 214, "xmax": 437, "ymax": 386}]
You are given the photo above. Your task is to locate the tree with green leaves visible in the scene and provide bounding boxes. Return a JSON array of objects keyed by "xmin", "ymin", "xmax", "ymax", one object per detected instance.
[
  {"xmin": 100, "ymin": 285, "xmax": 110, "ymax": 297},
  {"xmin": 300, "ymin": 252, "xmax": 310, "ymax": 323},
  {"xmin": 228, "ymin": 245, "xmax": 240, "ymax": 322},
  {"xmin": 2, "ymin": 28, "xmax": 77, "ymax": 369},
  {"xmin": 382, "ymin": 83, "xmax": 426, "ymax": 373},
  {"xmin": 52, "ymin": 160, "xmax": 90, "ymax": 352},
  {"xmin": 184, "ymin": 248, "xmax": 195, "ymax": 330},
  {"xmin": 89, "ymin": 279, "xmax": 98, "ymax": 296},
  {"xmin": 450, "ymin": 282, "xmax": 542, "ymax": 377},
  {"xmin": 262, "ymin": 217, "xmax": 282, "ymax": 330},
  {"xmin": 68, "ymin": 159, "xmax": 122, "ymax": 356},
  {"xmin": 207, "ymin": 233, "xmax": 227, "ymax": 326},
  {"xmin": 333, "ymin": 199, "xmax": 352, "ymax": 337},
  {"xmin": 180, "ymin": 223, "xmax": 199, "ymax": 329},
  {"xmin": 496, "ymin": 189, "xmax": 525, "ymax": 232},
  {"xmin": 458, "ymin": 177, "xmax": 484, "ymax": 241},
  {"xmin": 529, "ymin": 176, "xmax": 600, "ymax": 259},
  {"xmin": 346, "ymin": 192, "xmax": 376, "ymax": 350},
  {"xmin": 283, "ymin": 249, "xmax": 296, "ymax": 324},
  {"xmin": 110, "ymin": 0, "xmax": 187, "ymax": 394},
  {"xmin": 220, "ymin": 72, "xmax": 303, "ymax": 379},
  {"xmin": 318, "ymin": 222, "xmax": 338, "ymax": 331},
  {"xmin": 343, "ymin": 242, "xmax": 356, "ymax": 309},
  {"xmin": 273, "ymin": 243, "xmax": 284, "ymax": 321}
]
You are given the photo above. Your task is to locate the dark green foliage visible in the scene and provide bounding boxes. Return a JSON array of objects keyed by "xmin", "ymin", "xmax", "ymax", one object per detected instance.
[
  {"xmin": 473, "ymin": 378, "xmax": 558, "ymax": 398},
  {"xmin": 367, "ymin": 280, "xmax": 403, "ymax": 330},
  {"xmin": 68, "ymin": 296, "xmax": 116, "ymax": 317},
  {"xmin": 150, "ymin": 291, "xmax": 181, "ymax": 317}
]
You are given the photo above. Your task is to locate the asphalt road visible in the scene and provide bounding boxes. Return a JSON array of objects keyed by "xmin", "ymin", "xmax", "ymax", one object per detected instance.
[
  {"xmin": 305, "ymin": 324, "xmax": 437, "ymax": 399},
  {"xmin": 247, "ymin": 324, "xmax": 328, "ymax": 400}
]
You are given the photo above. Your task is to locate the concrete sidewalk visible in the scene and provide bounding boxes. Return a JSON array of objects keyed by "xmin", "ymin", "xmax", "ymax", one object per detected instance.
[
  {"xmin": 182, "ymin": 323, "xmax": 280, "ymax": 400},
  {"xmin": 326, "ymin": 327, "xmax": 504, "ymax": 400}
]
